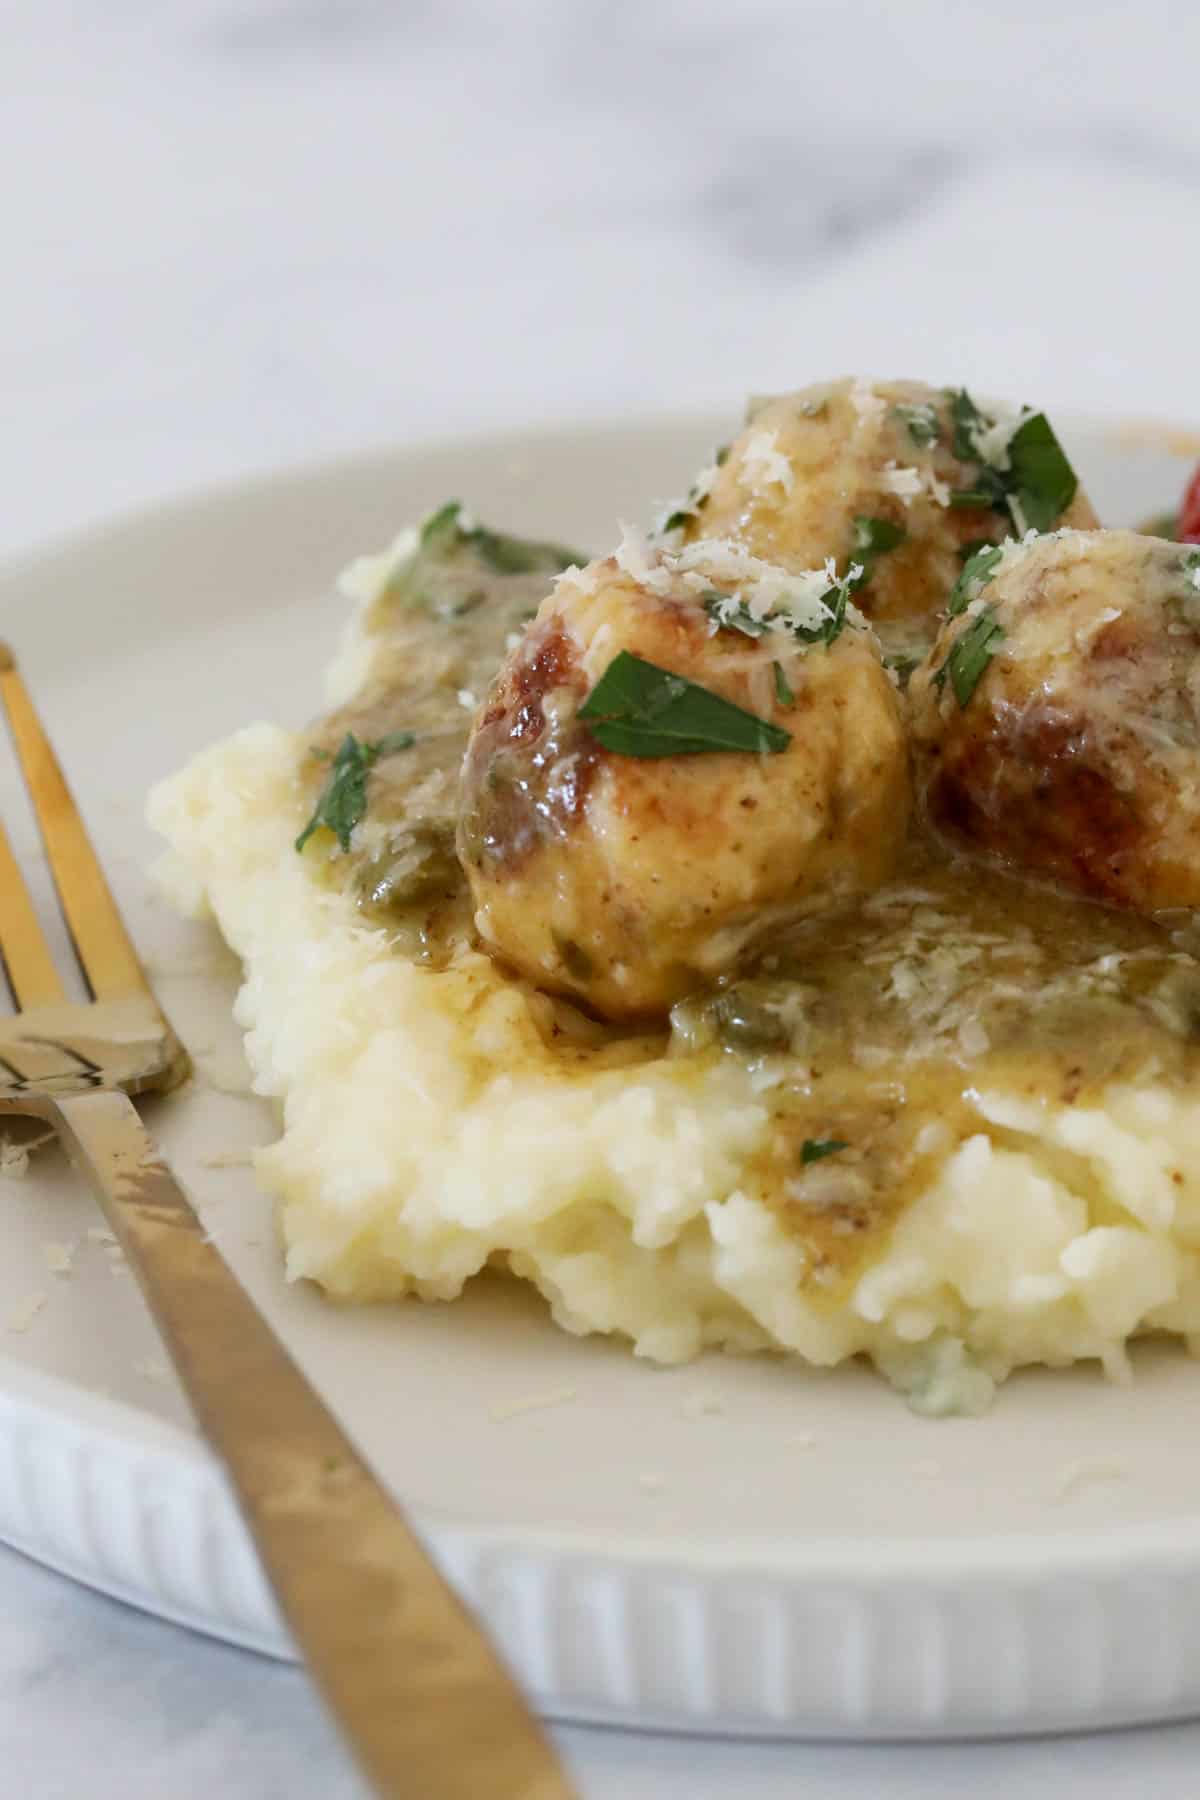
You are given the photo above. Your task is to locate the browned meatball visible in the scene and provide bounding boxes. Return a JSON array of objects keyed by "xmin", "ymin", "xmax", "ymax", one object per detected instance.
[
  {"xmin": 457, "ymin": 534, "xmax": 910, "ymax": 1019},
  {"xmin": 675, "ymin": 378, "xmax": 1097, "ymax": 640},
  {"xmin": 909, "ymin": 529, "xmax": 1200, "ymax": 910}
]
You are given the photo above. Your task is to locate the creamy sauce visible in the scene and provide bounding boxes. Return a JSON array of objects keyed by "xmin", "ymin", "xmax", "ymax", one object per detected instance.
[
  {"xmin": 675, "ymin": 843, "xmax": 1200, "ymax": 1292},
  {"xmin": 304, "ymin": 523, "xmax": 1200, "ymax": 1298},
  {"xmin": 308, "ymin": 513, "xmax": 583, "ymax": 964}
]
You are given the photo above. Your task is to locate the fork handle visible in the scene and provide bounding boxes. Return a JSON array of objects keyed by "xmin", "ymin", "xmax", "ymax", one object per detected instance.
[{"xmin": 52, "ymin": 1087, "xmax": 576, "ymax": 1800}]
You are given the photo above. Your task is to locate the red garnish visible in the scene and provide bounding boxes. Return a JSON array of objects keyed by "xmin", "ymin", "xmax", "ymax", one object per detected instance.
[{"xmin": 1179, "ymin": 464, "xmax": 1200, "ymax": 544}]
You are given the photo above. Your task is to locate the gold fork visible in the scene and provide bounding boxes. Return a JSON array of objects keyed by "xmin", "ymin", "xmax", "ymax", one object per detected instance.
[{"xmin": 0, "ymin": 645, "xmax": 576, "ymax": 1800}]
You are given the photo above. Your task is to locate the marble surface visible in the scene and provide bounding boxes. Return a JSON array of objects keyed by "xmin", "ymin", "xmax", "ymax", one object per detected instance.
[{"xmin": 3, "ymin": 0, "xmax": 1200, "ymax": 1793}]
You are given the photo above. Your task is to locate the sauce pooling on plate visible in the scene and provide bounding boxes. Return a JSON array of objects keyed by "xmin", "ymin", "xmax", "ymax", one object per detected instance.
[{"xmin": 299, "ymin": 492, "xmax": 1200, "ymax": 1300}]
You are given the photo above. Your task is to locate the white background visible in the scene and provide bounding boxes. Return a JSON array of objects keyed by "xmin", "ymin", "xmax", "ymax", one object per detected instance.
[{"xmin": 3, "ymin": 1, "xmax": 1200, "ymax": 1793}]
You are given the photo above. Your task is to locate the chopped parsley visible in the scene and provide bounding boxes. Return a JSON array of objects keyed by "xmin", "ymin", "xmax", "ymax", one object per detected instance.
[
  {"xmin": 791, "ymin": 569, "xmax": 854, "ymax": 647},
  {"xmin": 659, "ymin": 446, "xmax": 730, "ymax": 535},
  {"xmin": 417, "ymin": 499, "xmax": 465, "ymax": 554},
  {"xmin": 894, "ymin": 402, "xmax": 940, "ymax": 448},
  {"xmin": 578, "ymin": 652, "xmax": 790, "ymax": 757},
  {"xmin": 948, "ymin": 487, "xmax": 1001, "ymax": 511},
  {"xmin": 705, "ymin": 568, "xmax": 858, "ymax": 650},
  {"xmin": 702, "ymin": 590, "xmax": 767, "ymax": 637},
  {"xmin": 1184, "ymin": 548, "xmax": 1200, "ymax": 592},
  {"xmin": 948, "ymin": 388, "xmax": 990, "ymax": 464},
  {"xmin": 945, "ymin": 389, "xmax": 1078, "ymax": 535},
  {"xmin": 415, "ymin": 500, "xmax": 582, "ymax": 577},
  {"xmin": 801, "ymin": 1138, "xmax": 849, "ymax": 1165},
  {"xmin": 773, "ymin": 660, "xmax": 795, "ymax": 706},
  {"xmin": 848, "ymin": 514, "xmax": 906, "ymax": 592},
  {"xmin": 946, "ymin": 543, "xmax": 1004, "ymax": 617},
  {"xmin": 295, "ymin": 730, "xmax": 415, "ymax": 853},
  {"xmin": 934, "ymin": 604, "xmax": 1005, "ymax": 707}
]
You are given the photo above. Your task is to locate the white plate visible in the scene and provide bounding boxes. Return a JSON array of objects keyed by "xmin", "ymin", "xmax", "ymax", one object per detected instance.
[{"xmin": 1, "ymin": 415, "xmax": 1199, "ymax": 1742}]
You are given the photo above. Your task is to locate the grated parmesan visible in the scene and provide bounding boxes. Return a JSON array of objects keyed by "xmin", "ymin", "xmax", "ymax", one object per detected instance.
[
  {"xmin": 968, "ymin": 408, "xmax": 1028, "ymax": 473},
  {"xmin": 849, "ymin": 379, "xmax": 886, "ymax": 426},
  {"xmin": 737, "ymin": 429, "xmax": 794, "ymax": 496},
  {"xmin": 556, "ymin": 561, "xmax": 600, "ymax": 599},
  {"xmin": 612, "ymin": 526, "xmax": 863, "ymax": 642},
  {"xmin": 880, "ymin": 463, "xmax": 924, "ymax": 505}
]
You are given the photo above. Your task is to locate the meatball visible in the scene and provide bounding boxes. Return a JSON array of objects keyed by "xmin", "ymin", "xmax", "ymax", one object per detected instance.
[
  {"xmin": 909, "ymin": 529, "xmax": 1200, "ymax": 911},
  {"xmin": 457, "ymin": 534, "xmax": 911, "ymax": 1019},
  {"xmin": 674, "ymin": 378, "xmax": 1098, "ymax": 638}
]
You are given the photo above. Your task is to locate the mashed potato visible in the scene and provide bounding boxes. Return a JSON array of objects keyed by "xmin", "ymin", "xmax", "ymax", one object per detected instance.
[{"xmin": 148, "ymin": 506, "xmax": 1200, "ymax": 1413}]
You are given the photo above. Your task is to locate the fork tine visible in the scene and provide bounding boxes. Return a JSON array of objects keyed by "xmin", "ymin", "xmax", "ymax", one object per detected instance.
[
  {"xmin": 0, "ymin": 646, "xmax": 147, "ymax": 1001},
  {"xmin": 0, "ymin": 807, "xmax": 65, "ymax": 1010}
]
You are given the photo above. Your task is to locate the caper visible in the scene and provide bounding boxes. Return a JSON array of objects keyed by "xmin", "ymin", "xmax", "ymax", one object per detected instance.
[
  {"xmin": 712, "ymin": 980, "xmax": 796, "ymax": 1051},
  {"xmin": 357, "ymin": 830, "xmax": 461, "ymax": 914}
]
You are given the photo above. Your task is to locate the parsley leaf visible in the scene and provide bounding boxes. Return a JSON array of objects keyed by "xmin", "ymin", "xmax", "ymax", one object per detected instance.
[
  {"xmin": 944, "ymin": 391, "xmax": 1078, "ymax": 534},
  {"xmin": 946, "ymin": 543, "xmax": 1004, "ymax": 617},
  {"xmin": 780, "ymin": 568, "xmax": 861, "ymax": 648},
  {"xmin": 773, "ymin": 660, "xmax": 795, "ymax": 706},
  {"xmin": 418, "ymin": 500, "xmax": 463, "ymax": 553},
  {"xmin": 1004, "ymin": 412, "xmax": 1078, "ymax": 533},
  {"xmin": 578, "ymin": 652, "xmax": 791, "ymax": 757},
  {"xmin": 852, "ymin": 515, "xmax": 906, "ymax": 560},
  {"xmin": 793, "ymin": 573, "xmax": 851, "ymax": 647},
  {"xmin": 295, "ymin": 731, "xmax": 415, "ymax": 853},
  {"xmin": 416, "ymin": 500, "xmax": 582, "ymax": 575},
  {"xmin": 848, "ymin": 515, "xmax": 906, "ymax": 592},
  {"xmin": 949, "ymin": 484, "xmax": 1005, "ymax": 511},
  {"xmin": 801, "ymin": 1138, "xmax": 849, "ymax": 1165},
  {"xmin": 894, "ymin": 402, "xmax": 940, "ymax": 448},
  {"xmin": 467, "ymin": 526, "xmax": 579, "ymax": 575},
  {"xmin": 948, "ymin": 387, "xmax": 990, "ymax": 462},
  {"xmin": 934, "ymin": 604, "xmax": 1005, "ymax": 707}
]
